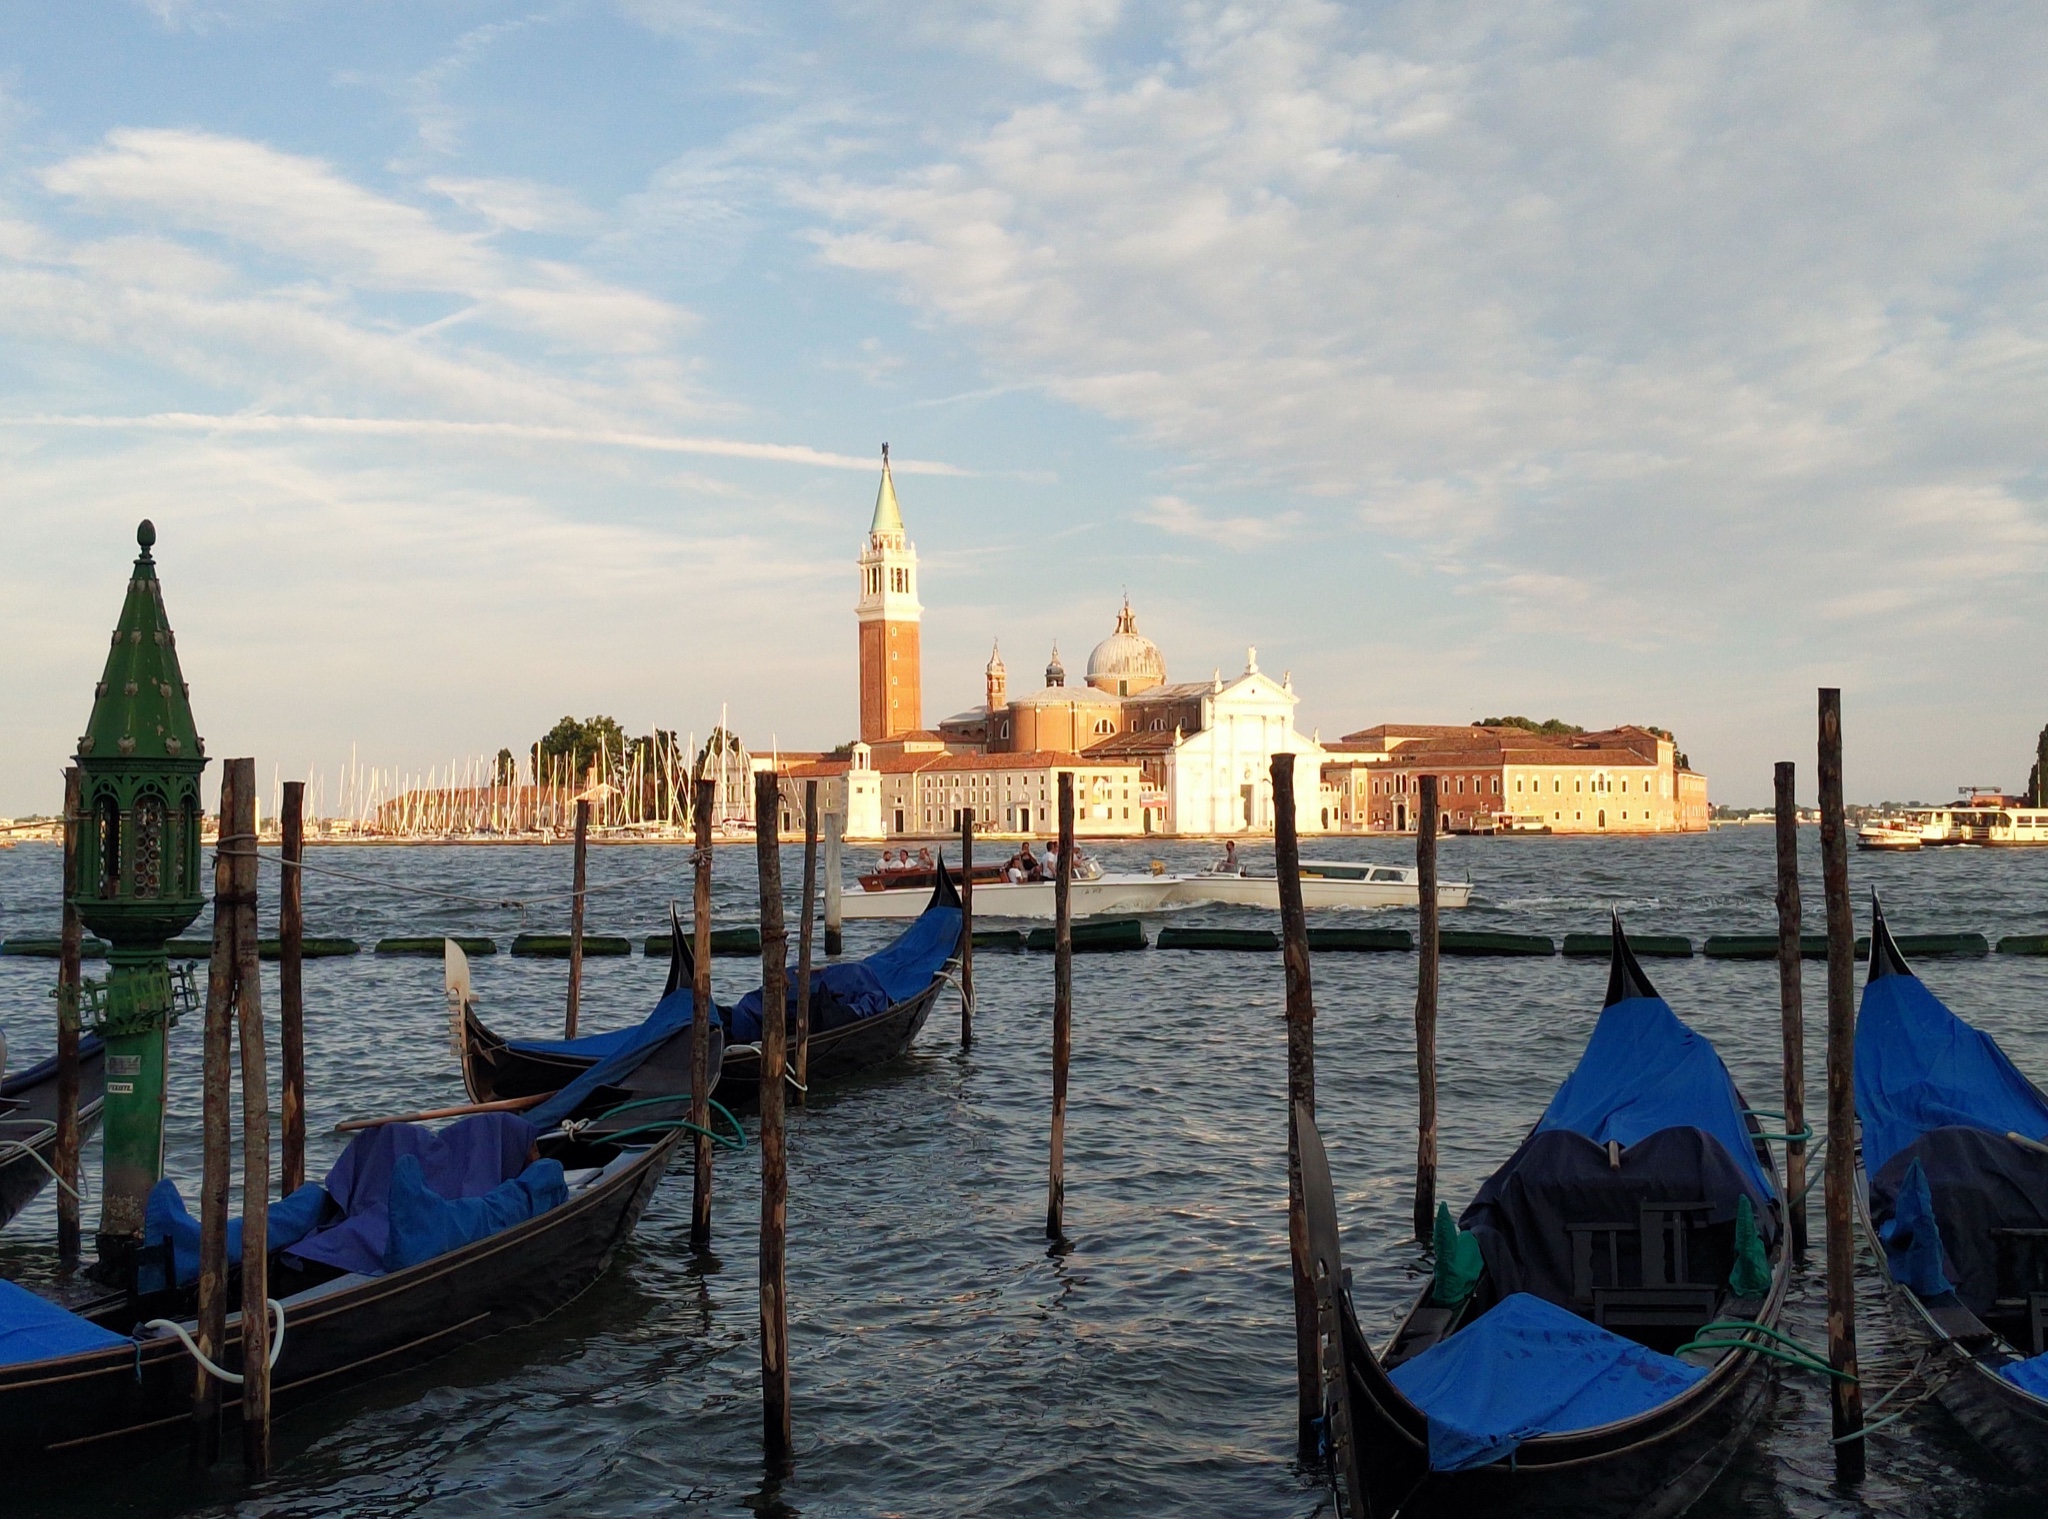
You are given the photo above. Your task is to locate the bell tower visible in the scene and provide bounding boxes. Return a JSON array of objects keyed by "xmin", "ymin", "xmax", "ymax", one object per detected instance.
[{"xmin": 856, "ymin": 444, "xmax": 922, "ymax": 741}]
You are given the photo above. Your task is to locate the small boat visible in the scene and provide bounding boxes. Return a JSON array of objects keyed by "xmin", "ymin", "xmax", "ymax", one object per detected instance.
[
  {"xmin": 0, "ymin": 1036, "xmax": 105, "ymax": 1229},
  {"xmin": 1179, "ymin": 859, "xmax": 1473, "ymax": 911},
  {"xmin": 460, "ymin": 871, "xmax": 962, "ymax": 1107},
  {"xmin": 0, "ymin": 1112, "xmax": 676, "ymax": 1467},
  {"xmin": 1857, "ymin": 818, "xmax": 1925, "ymax": 852},
  {"xmin": 1855, "ymin": 901, "xmax": 2048, "ymax": 1478},
  {"xmin": 1304, "ymin": 919, "xmax": 1788, "ymax": 1517}
]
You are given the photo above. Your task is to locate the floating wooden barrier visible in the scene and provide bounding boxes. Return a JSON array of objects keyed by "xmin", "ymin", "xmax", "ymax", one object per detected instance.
[
  {"xmin": 1704, "ymin": 933, "xmax": 1829, "ymax": 960},
  {"xmin": 1157, "ymin": 925, "xmax": 1279, "ymax": 952},
  {"xmin": 259, "ymin": 937, "xmax": 356, "ymax": 960},
  {"xmin": 1307, "ymin": 926, "xmax": 1413, "ymax": 952},
  {"xmin": 168, "ymin": 938, "xmax": 212, "ymax": 958},
  {"xmin": 1438, "ymin": 929, "xmax": 1553, "ymax": 956},
  {"xmin": 645, "ymin": 927, "xmax": 761, "ymax": 958},
  {"xmin": 1, "ymin": 935, "xmax": 108, "ymax": 958},
  {"xmin": 1027, "ymin": 917, "xmax": 1147, "ymax": 953},
  {"xmin": 972, "ymin": 928, "xmax": 1025, "ymax": 951},
  {"xmin": 1854, "ymin": 932, "xmax": 1987, "ymax": 959},
  {"xmin": 1562, "ymin": 932, "xmax": 1693, "ymax": 958},
  {"xmin": 377, "ymin": 935, "xmax": 497, "ymax": 955},
  {"xmin": 1998, "ymin": 934, "xmax": 2048, "ymax": 955},
  {"xmin": 513, "ymin": 933, "xmax": 630, "ymax": 958}
]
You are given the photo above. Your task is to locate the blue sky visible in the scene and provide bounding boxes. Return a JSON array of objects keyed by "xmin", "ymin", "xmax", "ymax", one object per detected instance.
[{"xmin": 3, "ymin": 1, "xmax": 2044, "ymax": 813}]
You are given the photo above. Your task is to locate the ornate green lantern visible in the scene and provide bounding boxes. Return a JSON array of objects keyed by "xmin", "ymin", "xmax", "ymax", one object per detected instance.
[{"xmin": 72, "ymin": 520, "xmax": 208, "ymax": 1262}]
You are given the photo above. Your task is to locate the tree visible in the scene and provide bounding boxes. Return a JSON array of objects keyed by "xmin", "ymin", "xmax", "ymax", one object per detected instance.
[
  {"xmin": 494, "ymin": 748, "xmax": 517, "ymax": 784},
  {"xmin": 1473, "ymin": 716, "xmax": 1584, "ymax": 737},
  {"xmin": 536, "ymin": 715, "xmax": 630, "ymax": 787}
]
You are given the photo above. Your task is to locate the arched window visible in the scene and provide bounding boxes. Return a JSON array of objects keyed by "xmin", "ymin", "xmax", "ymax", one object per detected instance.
[{"xmin": 97, "ymin": 792, "xmax": 121, "ymax": 897}]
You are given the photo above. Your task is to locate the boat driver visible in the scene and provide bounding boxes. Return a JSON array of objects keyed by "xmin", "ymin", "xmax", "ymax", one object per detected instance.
[{"xmin": 1214, "ymin": 840, "xmax": 1242, "ymax": 875}]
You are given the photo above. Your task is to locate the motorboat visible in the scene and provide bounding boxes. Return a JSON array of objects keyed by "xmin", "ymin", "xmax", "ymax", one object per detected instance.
[
  {"xmin": 1181, "ymin": 860, "xmax": 1473, "ymax": 911},
  {"xmin": 1857, "ymin": 818, "xmax": 1925, "ymax": 852}
]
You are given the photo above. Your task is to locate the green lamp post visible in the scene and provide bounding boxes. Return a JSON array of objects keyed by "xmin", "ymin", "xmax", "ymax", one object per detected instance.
[{"xmin": 71, "ymin": 520, "xmax": 208, "ymax": 1265}]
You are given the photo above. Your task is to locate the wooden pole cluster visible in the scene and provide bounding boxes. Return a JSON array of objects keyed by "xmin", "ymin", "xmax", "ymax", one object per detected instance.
[
  {"xmin": 280, "ymin": 779, "xmax": 307, "ymax": 1196},
  {"xmin": 1045, "ymin": 773, "xmax": 1075, "ymax": 1242},
  {"xmin": 794, "ymin": 781, "xmax": 819, "ymax": 1107},
  {"xmin": 55, "ymin": 766, "xmax": 83, "ymax": 1265},
  {"xmin": 1817, "ymin": 690, "xmax": 1865, "ymax": 1479},
  {"xmin": 959, "ymin": 814, "xmax": 975, "ymax": 1049},
  {"xmin": 823, "ymin": 811, "xmax": 844, "ymax": 957},
  {"xmin": 565, "ymin": 798, "xmax": 590, "ymax": 1039},
  {"xmin": 1413, "ymin": 774, "xmax": 1440, "ymax": 1243},
  {"xmin": 1773, "ymin": 761, "xmax": 1809, "ymax": 1258},
  {"xmin": 1273, "ymin": 753, "xmax": 1322, "ymax": 1459},
  {"xmin": 690, "ymin": 776, "xmax": 715, "ymax": 1248},
  {"xmin": 191, "ymin": 757, "xmax": 271, "ymax": 1475},
  {"xmin": 753, "ymin": 770, "xmax": 793, "ymax": 1473}
]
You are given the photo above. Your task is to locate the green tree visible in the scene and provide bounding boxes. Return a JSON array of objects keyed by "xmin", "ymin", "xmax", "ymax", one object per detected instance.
[
  {"xmin": 494, "ymin": 747, "xmax": 517, "ymax": 784},
  {"xmin": 536, "ymin": 715, "xmax": 629, "ymax": 785},
  {"xmin": 1473, "ymin": 716, "xmax": 1585, "ymax": 737}
]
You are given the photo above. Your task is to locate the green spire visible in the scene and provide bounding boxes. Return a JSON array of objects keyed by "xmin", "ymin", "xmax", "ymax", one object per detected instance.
[
  {"xmin": 78, "ymin": 520, "xmax": 203, "ymax": 766},
  {"xmin": 870, "ymin": 442, "xmax": 904, "ymax": 538}
]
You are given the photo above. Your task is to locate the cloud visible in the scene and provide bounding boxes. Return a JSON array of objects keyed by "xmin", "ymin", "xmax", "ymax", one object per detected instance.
[
  {"xmin": 426, "ymin": 176, "xmax": 600, "ymax": 233},
  {"xmin": 1138, "ymin": 493, "xmax": 1295, "ymax": 545}
]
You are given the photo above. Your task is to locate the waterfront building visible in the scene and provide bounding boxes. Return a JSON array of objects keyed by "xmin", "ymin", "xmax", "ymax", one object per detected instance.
[
  {"xmin": 781, "ymin": 743, "xmax": 1144, "ymax": 840},
  {"xmin": 1321, "ymin": 724, "xmax": 1709, "ymax": 834}
]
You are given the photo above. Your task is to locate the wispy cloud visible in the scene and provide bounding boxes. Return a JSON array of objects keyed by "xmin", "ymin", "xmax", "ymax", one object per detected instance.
[{"xmin": 1138, "ymin": 494, "xmax": 1296, "ymax": 545}]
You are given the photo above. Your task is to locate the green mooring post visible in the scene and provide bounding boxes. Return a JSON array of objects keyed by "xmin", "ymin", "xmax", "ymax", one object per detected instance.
[{"xmin": 71, "ymin": 521, "xmax": 209, "ymax": 1273}]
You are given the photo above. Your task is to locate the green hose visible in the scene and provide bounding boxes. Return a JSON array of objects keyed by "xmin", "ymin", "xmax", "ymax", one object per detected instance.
[
  {"xmin": 584, "ymin": 1094, "xmax": 747, "ymax": 1152},
  {"xmin": 1676, "ymin": 1319, "xmax": 1855, "ymax": 1381}
]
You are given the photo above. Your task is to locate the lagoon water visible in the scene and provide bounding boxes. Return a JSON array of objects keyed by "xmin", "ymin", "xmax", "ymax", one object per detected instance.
[{"xmin": 3, "ymin": 827, "xmax": 2047, "ymax": 1518}]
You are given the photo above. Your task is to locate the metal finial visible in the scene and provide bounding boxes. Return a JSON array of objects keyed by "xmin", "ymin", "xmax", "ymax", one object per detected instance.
[
  {"xmin": 137, "ymin": 519, "xmax": 156, "ymax": 552},
  {"xmin": 882, "ymin": 442, "xmax": 890, "ymax": 464}
]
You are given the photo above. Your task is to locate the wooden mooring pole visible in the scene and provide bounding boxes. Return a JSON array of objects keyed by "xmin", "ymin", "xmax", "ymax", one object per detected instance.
[
  {"xmin": 56, "ymin": 766, "xmax": 83, "ymax": 1264},
  {"xmin": 1817, "ymin": 690, "xmax": 1866, "ymax": 1479},
  {"xmin": 959, "ymin": 812, "xmax": 975, "ymax": 1049},
  {"xmin": 823, "ymin": 811, "xmax": 844, "ymax": 958},
  {"xmin": 1045, "ymin": 772, "xmax": 1074, "ymax": 1242},
  {"xmin": 690, "ymin": 776, "xmax": 715, "ymax": 1249},
  {"xmin": 192, "ymin": 758, "xmax": 251, "ymax": 1471},
  {"xmin": 235, "ymin": 781, "xmax": 273, "ymax": 1479},
  {"xmin": 565, "ymin": 797, "xmax": 590, "ymax": 1039},
  {"xmin": 1774, "ymin": 761, "xmax": 1809, "ymax": 1258},
  {"xmin": 1273, "ymin": 753, "xmax": 1322, "ymax": 1460},
  {"xmin": 794, "ymin": 781, "xmax": 819, "ymax": 1108},
  {"xmin": 753, "ymin": 770, "xmax": 793, "ymax": 1473},
  {"xmin": 1413, "ymin": 774, "xmax": 1440, "ymax": 1242},
  {"xmin": 279, "ymin": 779, "xmax": 307, "ymax": 1195}
]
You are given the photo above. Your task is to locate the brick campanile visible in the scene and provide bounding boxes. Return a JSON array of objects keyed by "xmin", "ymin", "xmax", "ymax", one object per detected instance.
[{"xmin": 856, "ymin": 444, "xmax": 922, "ymax": 741}]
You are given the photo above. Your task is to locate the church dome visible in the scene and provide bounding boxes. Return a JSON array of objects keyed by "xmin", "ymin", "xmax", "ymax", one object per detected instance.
[{"xmin": 1086, "ymin": 600, "xmax": 1165, "ymax": 694}]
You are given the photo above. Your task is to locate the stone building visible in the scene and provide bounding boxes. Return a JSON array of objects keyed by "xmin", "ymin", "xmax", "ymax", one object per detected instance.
[{"xmin": 781, "ymin": 743, "xmax": 1144, "ymax": 840}]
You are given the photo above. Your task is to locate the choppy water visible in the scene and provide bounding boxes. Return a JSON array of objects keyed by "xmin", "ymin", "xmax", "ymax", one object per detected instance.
[{"xmin": 3, "ymin": 827, "xmax": 2047, "ymax": 1518}]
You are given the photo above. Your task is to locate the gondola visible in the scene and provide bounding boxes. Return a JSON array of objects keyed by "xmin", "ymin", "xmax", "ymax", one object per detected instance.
[
  {"xmin": 458, "ymin": 868, "xmax": 963, "ymax": 1109},
  {"xmin": 0, "ymin": 1105, "xmax": 676, "ymax": 1467},
  {"xmin": 1300, "ymin": 918, "xmax": 1790, "ymax": 1518},
  {"xmin": 1854, "ymin": 899, "xmax": 2048, "ymax": 1479},
  {"xmin": 0, "ymin": 1036, "xmax": 105, "ymax": 1229}
]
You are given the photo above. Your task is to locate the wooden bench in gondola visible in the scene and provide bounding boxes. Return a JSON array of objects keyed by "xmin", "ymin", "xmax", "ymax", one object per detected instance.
[{"xmin": 1567, "ymin": 1202, "xmax": 1721, "ymax": 1346}]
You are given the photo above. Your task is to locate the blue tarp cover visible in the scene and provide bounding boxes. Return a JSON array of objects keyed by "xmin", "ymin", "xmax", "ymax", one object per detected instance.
[
  {"xmin": 728, "ymin": 903, "xmax": 961, "ymax": 1042},
  {"xmin": 0, "ymin": 1277, "xmax": 125, "ymax": 1367},
  {"xmin": 383, "ymin": 1153, "xmax": 565, "ymax": 1272},
  {"xmin": 1388, "ymin": 1292, "xmax": 1706, "ymax": 1471},
  {"xmin": 143, "ymin": 1178, "xmax": 333, "ymax": 1289},
  {"xmin": 291, "ymin": 1112, "xmax": 543, "ymax": 1275},
  {"xmin": 1534, "ymin": 995, "xmax": 1774, "ymax": 1196},
  {"xmin": 522, "ymin": 986, "xmax": 698, "ymax": 1129},
  {"xmin": 2000, "ymin": 1353, "xmax": 2048, "ymax": 1401},
  {"xmin": 1878, "ymin": 1158, "xmax": 1955, "ymax": 1297},
  {"xmin": 1855, "ymin": 972, "xmax": 2048, "ymax": 1177}
]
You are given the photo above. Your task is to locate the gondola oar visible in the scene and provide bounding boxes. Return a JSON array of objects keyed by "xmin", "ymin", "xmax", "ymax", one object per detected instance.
[{"xmin": 335, "ymin": 1091, "xmax": 552, "ymax": 1133}]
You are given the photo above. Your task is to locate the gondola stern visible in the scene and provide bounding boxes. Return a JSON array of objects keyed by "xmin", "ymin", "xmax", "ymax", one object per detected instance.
[
  {"xmin": 1867, "ymin": 894, "xmax": 1916, "ymax": 982},
  {"xmin": 1603, "ymin": 910, "xmax": 1661, "ymax": 1007}
]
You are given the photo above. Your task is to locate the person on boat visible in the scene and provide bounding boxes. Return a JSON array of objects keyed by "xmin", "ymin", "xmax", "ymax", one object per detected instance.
[
  {"xmin": 1212, "ymin": 840, "xmax": 1242, "ymax": 875},
  {"xmin": 916, "ymin": 846, "xmax": 935, "ymax": 869},
  {"xmin": 1014, "ymin": 842, "xmax": 1043, "ymax": 882}
]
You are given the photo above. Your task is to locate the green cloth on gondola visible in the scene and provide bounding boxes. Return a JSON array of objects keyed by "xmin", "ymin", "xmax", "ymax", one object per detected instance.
[
  {"xmin": 1729, "ymin": 1194, "xmax": 1771, "ymax": 1297},
  {"xmin": 1431, "ymin": 1201, "xmax": 1484, "ymax": 1307}
]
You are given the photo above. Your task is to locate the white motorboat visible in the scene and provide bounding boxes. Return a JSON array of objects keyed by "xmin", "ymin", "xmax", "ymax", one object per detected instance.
[{"xmin": 1175, "ymin": 860, "xmax": 1473, "ymax": 911}]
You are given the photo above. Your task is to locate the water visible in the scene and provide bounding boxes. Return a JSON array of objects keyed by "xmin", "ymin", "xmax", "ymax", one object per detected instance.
[{"xmin": 2, "ymin": 827, "xmax": 2046, "ymax": 1517}]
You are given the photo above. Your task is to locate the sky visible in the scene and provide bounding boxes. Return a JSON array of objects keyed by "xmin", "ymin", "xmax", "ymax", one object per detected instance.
[{"xmin": 2, "ymin": 1, "xmax": 2044, "ymax": 814}]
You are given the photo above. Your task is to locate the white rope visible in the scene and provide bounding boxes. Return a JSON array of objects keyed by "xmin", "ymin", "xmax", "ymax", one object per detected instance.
[
  {"xmin": 142, "ymin": 1299, "xmax": 286, "ymax": 1384},
  {"xmin": 0, "ymin": 1119, "xmax": 85, "ymax": 1203}
]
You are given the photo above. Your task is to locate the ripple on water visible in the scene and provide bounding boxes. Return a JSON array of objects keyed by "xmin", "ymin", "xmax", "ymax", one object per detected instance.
[{"xmin": 2, "ymin": 830, "xmax": 2047, "ymax": 1516}]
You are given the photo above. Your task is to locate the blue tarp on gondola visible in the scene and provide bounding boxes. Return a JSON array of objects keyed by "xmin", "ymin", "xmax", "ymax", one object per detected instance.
[
  {"xmin": 1855, "ymin": 971, "xmax": 2048, "ymax": 1177},
  {"xmin": 143, "ymin": 1178, "xmax": 334, "ymax": 1289},
  {"xmin": 1388, "ymin": 1292, "xmax": 1706, "ymax": 1471},
  {"xmin": 1532, "ymin": 995, "xmax": 1774, "ymax": 1196},
  {"xmin": 0, "ymin": 1278, "xmax": 125, "ymax": 1367},
  {"xmin": 2001, "ymin": 1352, "xmax": 2048, "ymax": 1400},
  {"xmin": 522, "ymin": 985, "xmax": 698, "ymax": 1130},
  {"xmin": 727, "ymin": 903, "xmax": 962, "ymax": 1042}
]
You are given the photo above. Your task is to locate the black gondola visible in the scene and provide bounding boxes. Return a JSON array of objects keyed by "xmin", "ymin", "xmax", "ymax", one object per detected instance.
[
  {"xmin": 460, "ymin": 868, "xmax": 963, "ymax": 1109},
  {"xmin": 0, "ymin": 1117, "xmax": 675, "ymax": 1468},
  {"xmin": 1854, "ymin": 899, "xmax": 2048, "ymax": 1479},
  {"xmin": 1302, "ymin": 917, "xmax": 1790, "ymax": 1518},
  {"xmin": 0, "ymin": 1037, "xmax": 105, "ymax": 1229}
]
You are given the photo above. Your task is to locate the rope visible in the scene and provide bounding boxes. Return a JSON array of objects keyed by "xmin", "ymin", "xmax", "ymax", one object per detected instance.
[
  {"xmin": 0, "ymin": 1119, "xmax": 86, "ymax": 1203},
  {"xmin": 1675, "ymin": 1319, "xmax": 1854, "ymax": 1381},
  {"xmin": 1831, "ymin": 1352, "xmax": 1950, "ymax": 1444},
  {"xmin": 141, "ymin": 1299, "xmax": 286, "ymax": 1384}
]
